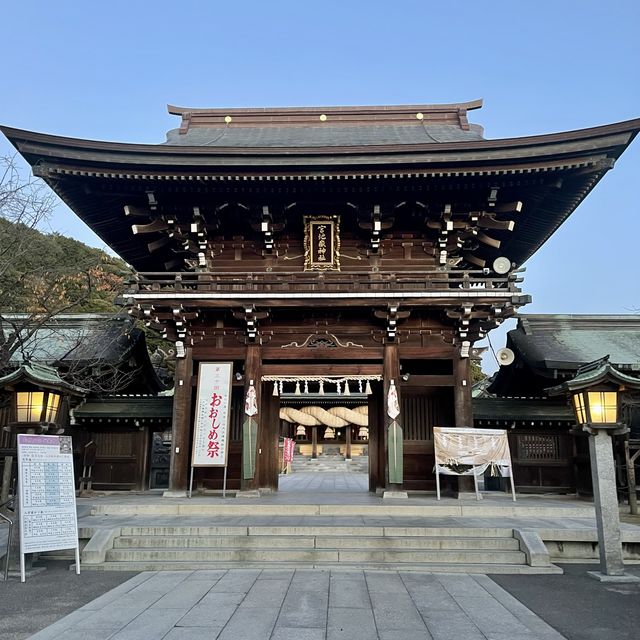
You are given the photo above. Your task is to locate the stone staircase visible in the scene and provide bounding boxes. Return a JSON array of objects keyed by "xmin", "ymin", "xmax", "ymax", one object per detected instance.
[
  {"xmin": 81, "ymin": 524, "xmax": 560, "ymax": 574},
  {"xmin": 291, "ymin": 454, "xmax": 369, "ymax": 473}
]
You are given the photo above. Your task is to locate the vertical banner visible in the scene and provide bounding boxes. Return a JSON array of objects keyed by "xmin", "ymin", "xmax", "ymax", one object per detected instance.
[
  {"xmin": 387, "ymin": 379, "xmax": 403, "ymax": 485},
  {"xmin": 17, "ymin": 434, "xmax": 81, "ymax": 581},
  {"xmin": 242, "ymin": 381, "xmax": 258, "ymax": 480},
  {"xmin": 192, "ymin": 362, "xmax": 233, "ymax": 467},
  {"xmin": 283, "ymin": 438, "xmax": 295, "ymax": 464}
]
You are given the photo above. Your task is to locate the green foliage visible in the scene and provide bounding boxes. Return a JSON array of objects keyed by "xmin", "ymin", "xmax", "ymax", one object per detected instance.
[
  {"xmin": 470, "ymin": 359, "xmax": 486, "ymax": 383},
  {"xmin": 0, "ymin": 218, "xmax": 130, "ymax": 313}
]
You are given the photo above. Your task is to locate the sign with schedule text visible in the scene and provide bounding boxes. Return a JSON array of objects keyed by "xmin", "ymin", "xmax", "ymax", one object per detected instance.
[{"xmin": 17, "ymin": 434, "xmax": 79, "ymax": 556}]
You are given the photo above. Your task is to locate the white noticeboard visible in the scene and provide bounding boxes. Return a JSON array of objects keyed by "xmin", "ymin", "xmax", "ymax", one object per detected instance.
[
  {"xmin": 190, "ymin": 362, "xmax": 233, "ymax": 498},
  {"xmin": 17, "ymin": 434, "xmax": 81, "ymax": 582}
]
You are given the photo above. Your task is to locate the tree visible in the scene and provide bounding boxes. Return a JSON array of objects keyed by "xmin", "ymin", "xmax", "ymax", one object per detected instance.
[
  {"xmin": 0, "ymin": 155, "xmax": 129, "ymax": 372},
  {"xmin": 470, "ymin": 359, "xmax": 486, "ymax": 383}
]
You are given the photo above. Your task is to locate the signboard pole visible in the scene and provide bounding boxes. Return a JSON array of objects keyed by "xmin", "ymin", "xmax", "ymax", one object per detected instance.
[
  {"xmin": 435, "ymin": 466, "xmax": 441, "ymax": 501},
  {"xmin": 188, "ymin": 466, "xmax": 194, "ymax": 499},
  {"xmin": 223, "ymin": 465, "xmax": 227, "ymax": 499},
  {"xmin": 472, "ymin": 467, "xmax": 480, "ymax": 500},
  {"xmin": 20, "ymin": 540, "xmax": 25, "ymax": 583},
  {"xmin": 508, "ymin": 465, "xmax": 516, "ymax": 502}
]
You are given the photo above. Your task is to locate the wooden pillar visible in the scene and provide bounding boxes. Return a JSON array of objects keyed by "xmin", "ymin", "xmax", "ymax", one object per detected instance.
[
  {"xmin": 453, "ymin": 352, "xmax": 475, "ymax": 494},
  {"xmin": 345, "ymin": 426, "xmax": 352, "ymax": 460},
  {"xmin": 257, "ymin": 392, "xmax": 280, "ymax": 491},
  {"xmin": 311, "ymin": 426, "xmax": 318, "ymax": 459},
  {"xmin": 168, "ymin": 348, "xmax": 193, "ymax": 493},
  {"xmin": 242, "ymin": 344, "xmax": 262, "ymax": 491},
  {"xmin": 383, "ymin": 343, "xmax": 402, "ymax": 489},
  {"xmin": 368, "ymin": 389, "xmax": 382, "ymax": 492}
]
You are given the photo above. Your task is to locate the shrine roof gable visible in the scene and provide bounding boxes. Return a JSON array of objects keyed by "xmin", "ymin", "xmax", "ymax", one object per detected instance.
[{"xmin": 164, "ymin": 100, "xmax": 485, "ymax": 147}]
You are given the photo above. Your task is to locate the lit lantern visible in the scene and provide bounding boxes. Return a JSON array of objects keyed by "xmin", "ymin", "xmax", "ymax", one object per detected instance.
[
  {"xmin": 15, "ymin": 389, "xmax": 61, "ymax": 425},
  {"xmin": 571, "ymin": 388, "xmax": 618, "ymax": 426},
  {"xmin": 0, "ymin": 362, "xmax": 87, "ymax": 434},
  {"xmin": 548, "ymin": 356, "xmax": 640, "ymax": 580}
]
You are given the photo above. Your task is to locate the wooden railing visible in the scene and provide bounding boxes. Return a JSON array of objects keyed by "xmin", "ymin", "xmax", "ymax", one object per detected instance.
[{"xmin": 124, "ymin": 268, "xmax": 524, "ymax": 296}]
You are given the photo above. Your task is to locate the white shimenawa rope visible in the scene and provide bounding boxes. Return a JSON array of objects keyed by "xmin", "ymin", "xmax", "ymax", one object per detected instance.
[{"xmin": 279, "ymin": 405, "xmax": 368, "ymax": 427}]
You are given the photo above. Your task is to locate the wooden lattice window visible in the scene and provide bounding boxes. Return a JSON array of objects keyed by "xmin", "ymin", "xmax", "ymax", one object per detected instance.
[
  {"xmin": 402, "ymin": 394, "xmax": 453, "ymax": 441},
  {"xmin": 230, "ymin": 388, "xmax": 244, "ymax": 442},
  {"xmin": 516, "ymin": 434, "xmax": 561, "ymax": 461}
]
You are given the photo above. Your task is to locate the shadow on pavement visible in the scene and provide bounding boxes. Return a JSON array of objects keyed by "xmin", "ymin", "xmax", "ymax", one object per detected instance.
[{"xmin": 492, "ymin": 563, "xmax": 640, "ymax": 640}]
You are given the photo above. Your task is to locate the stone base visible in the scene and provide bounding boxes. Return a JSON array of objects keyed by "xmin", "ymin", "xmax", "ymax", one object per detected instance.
[
  {"xmin": 236, "ymin": 490, "xmax": 261, "ymax": 499},
  {"xmin": 455, "ymin": 491, "xmax": 483, "ymax": 501},
  {"xmin": 383, "ymin": 491, "xmax": 409, "ymax": 499},
  {"xmin": 587, "ymin": 570, "xmax": 640, "ymax": 583},
  {"xmin": 6, "ymin": 566, "xmax": 47, "ymax": 580},
  {"xmin": 162, "ymin": 490, "xmax": 187, "ymax": 498}
]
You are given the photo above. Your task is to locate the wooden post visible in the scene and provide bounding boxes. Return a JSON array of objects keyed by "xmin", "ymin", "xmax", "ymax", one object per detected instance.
[
  {"xmin": 368, "ymin": 388, "xmax": 381, "ymax": 492},
  {"xmin": 1, "ymin": 456, "xmax": 13, "ymax": 504},
  {"xmin": 624, "ymin": 438, "xmax": 638, "ymax": 515},
  {"xmin": 346, "ymin": 426, "xmax": 352, "ymax": 460},
  {"xmin": 257, "ymin": 392, "xmax": 279, "ymax": 491},
  {"xmin": 453, "ymin": 352, "xmax": 475, "ymax": 495},
  {"xmin": 311, "ymin": 426, "xmax": 318, "ymax": 459},
  {"xmin": 242, "ymin": 344, "xmax": 262, "ymax": 491},
  {"xmin": 383, "ymin": 343, "xmax": 402, "ymax": 490},
  {"xmin": 168, "ymin": 348, "xmax": 193, "ymax": 494}
]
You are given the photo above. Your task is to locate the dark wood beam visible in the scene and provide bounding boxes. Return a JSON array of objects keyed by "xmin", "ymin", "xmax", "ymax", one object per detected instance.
[{"xmin": 262, "ymin": 363, "xmax": 382, "ymax": 376}]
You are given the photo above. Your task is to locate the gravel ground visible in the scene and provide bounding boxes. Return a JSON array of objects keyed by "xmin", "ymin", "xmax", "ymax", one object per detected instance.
[{"xmin": 0, "ymin": 559, "xmax": 138, "ymax": 640}]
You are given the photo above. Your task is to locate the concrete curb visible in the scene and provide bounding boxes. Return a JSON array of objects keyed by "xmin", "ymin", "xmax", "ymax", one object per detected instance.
[
  {"xmin": 81, "ymin": 527, "xmax": 120, "ymax": 564},
  {"xmin": 514, "ymin": 528, "xmax": 553, "ymax": 568}
]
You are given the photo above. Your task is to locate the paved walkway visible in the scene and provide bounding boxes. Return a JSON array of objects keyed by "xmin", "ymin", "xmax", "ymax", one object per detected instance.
[
  {"xmin": 29, "ymin": 568, "xmax": 566, "ymax": 640},
  {"xmin": 3, "ymin": 479, "xmax": 640, "ymax": 638},
  {"xmin": 279, "ymin": 472, "xmax": 369, "ymax": 492}
]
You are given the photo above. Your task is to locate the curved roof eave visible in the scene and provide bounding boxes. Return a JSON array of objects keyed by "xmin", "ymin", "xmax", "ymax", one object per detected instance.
[
  {"xmin": 1, "ymin": 118, "xmax": 639, "ymax": 172},
  {"xmin": 167, "ymin": 99, "xmax": 485, "ymax": 116}
]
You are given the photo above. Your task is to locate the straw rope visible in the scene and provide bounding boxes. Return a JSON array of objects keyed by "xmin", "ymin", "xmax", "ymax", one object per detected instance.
[{"xmin": 279, "ymin": 405, "xmax": 368, "ymax": 427}]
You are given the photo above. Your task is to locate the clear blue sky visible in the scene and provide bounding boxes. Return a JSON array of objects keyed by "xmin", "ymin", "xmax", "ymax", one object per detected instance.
[{"xmin": 2, "ymin": 1, "xmax": 639, "ymax": 370}]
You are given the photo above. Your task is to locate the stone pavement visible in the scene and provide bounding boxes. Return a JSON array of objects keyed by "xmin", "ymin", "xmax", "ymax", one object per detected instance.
[
  {"xmin": 28, "ymin": 568, "xmax": 566, "ymax": 640},
  {"xmin": 3, "ymin": 477, "xmax": 640, "ymax": 638}
]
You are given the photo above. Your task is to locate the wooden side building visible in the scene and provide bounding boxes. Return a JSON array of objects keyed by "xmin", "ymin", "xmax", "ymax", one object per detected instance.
[{"xmin": 481, "ymin": 314, "xmax": 640, "ymax": 495}]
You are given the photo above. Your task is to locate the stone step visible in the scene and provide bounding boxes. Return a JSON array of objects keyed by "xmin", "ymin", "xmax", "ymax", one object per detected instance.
[
  {"xmin": 113, "ymin": 535, "xmax": 317, "ymax": 549},
  {"xmin": 105, "ymin": 547, "xmax": 526, "ymax": 564},
  {"xmin": 90, "ymin": 503, "xmax": 596, "ymax": 518},
  {"xmin": 113, "ymin": 534, "xmax": 520, "ymax": 551},
  {"xmin": 119, "ymin": 525, "xmax": 516, "ymax": 538},
  {"xmin": 81, "ymin": 561, "xmax": 563, "ymax": 575},
  {"xmin": 314, "ymin": 536, "xmax": 520, "ymax": 550}
]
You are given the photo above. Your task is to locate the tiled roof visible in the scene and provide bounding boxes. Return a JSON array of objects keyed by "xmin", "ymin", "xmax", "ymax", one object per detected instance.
[
  {"xmin": 74, "ymin": 396, "xmax": 173, "ymax": 419},
  {"xmin": 473, "ymin": 397, "xmax": 573, "ymax": 422},
  {"xmin": 4, "ymin": 314, "xmax": 138, "ymax": 364},
  {"xmin": 0, "ymin": 361, "xmax": 87, "ymax": 395},
  {"xmin": 163, "ymin": 123, "xmax": 484, "ymax": 147},
  {"xmin": 509, "ymin": 315, "xmax": 640, "ymax": 370},
  {"xmin": 488, "ymin": 314, "xmax": 640, "ymax": 397},
  {"xmin": 1, "ymin": 314, "xmax": 166, "ymax": 394}
]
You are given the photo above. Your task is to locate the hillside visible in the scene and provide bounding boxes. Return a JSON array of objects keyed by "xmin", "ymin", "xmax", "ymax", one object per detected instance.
[{"xmin": 0, "ymin": 217, "xmax": 130, "ymax": 314}]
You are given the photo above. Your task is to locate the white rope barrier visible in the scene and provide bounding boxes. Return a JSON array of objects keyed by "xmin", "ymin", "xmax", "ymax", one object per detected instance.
[{"xmin": 279, "ymin": 405, "xmax": 369, "ymax": 427}]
